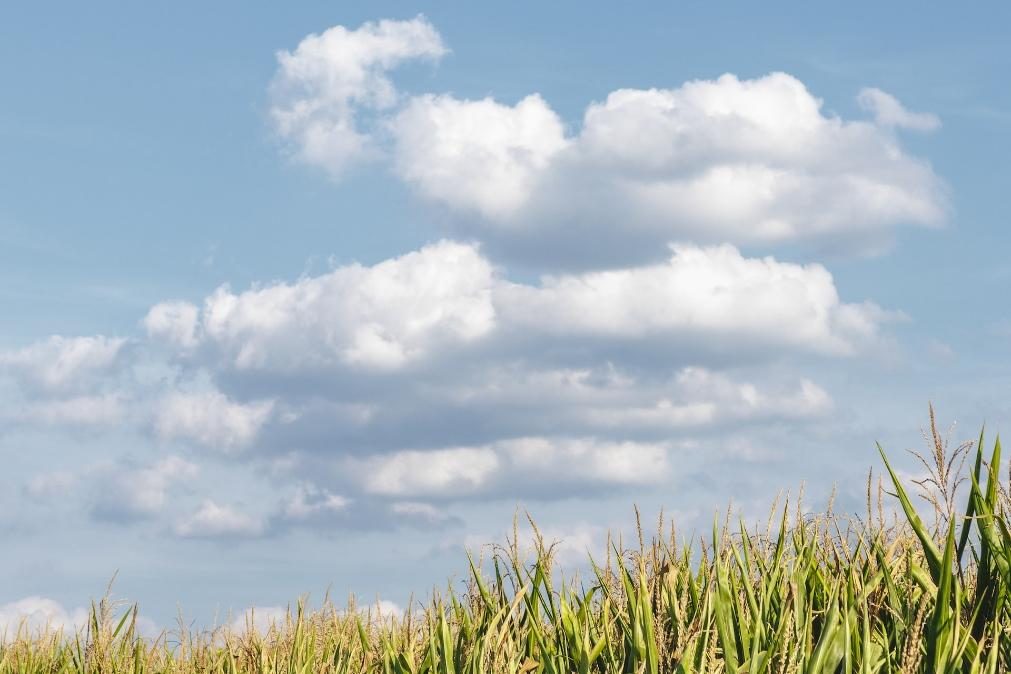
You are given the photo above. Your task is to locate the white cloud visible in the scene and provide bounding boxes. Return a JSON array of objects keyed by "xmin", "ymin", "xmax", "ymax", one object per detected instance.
[
  {"xmin": 174, "ymin": 500, "xmax": 265, "ymax": 538},
  {"xmin": 356, "ymin": 437, "xmax": 668, "ymax": 499},
  {"xmin": 858, "ymin": 87, "xmax": 941, "ymax": 132},
  {"xmin": 121, "ymin": 239, "xmax": 873, "ymax": 512},
  {"xmin": 270, "ymin": 15, "xmax": 446, "ymax": 177},
  {"xmin": 270, "ymin": 18, "xmax": 946, "ymax": 264},
  {"xmin": 498, "ymin": 437, "xmax": 670, "ymax": 486},
  {"xmin": 4, "ymin": 23, "xmax": 931, "ymax": 531},
  {"xmin": 499, "ymin": 244, "xmax": 888, "ymax": 356},
  {"xmin": 400, "ymin": 73, "xmax": 945, "ymax": 260},
  {"xmin": 154, "ymin": 391, "xmax": 274, "ymax": 453},
  {"xmin": 158, "ymin": 240, "xmax": 495, "ymax": 372},
  {"xmin": 144, "ymin": 300, "xmax": 200, "ymax": 350},
  {"xmin": 390, "ymin": 94, "xmax": 568, "ymax": 218},
  {"xmin": 0, "ymin": 597, "xmax": 88, "ymax": 639},
  {"xmin": 362, "ymin": 447, "xmax": 500, "ymax": 497},
  {"xmin": 0, "ymin": 335, "xmax": 126, "ymax": 394},
  {"xmin": 151, "ymin": 242, "xmax": 883, "ymax": 379},
  {"xmin": 92, "ymin": 456, "xmax": 198, "ymax": 521},
  {"xmin": 0, "ymin": 238, "xmax": 873, "ymax": 517}
]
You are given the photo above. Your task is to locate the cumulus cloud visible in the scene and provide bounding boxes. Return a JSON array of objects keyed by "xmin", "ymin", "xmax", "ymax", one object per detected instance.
[
  {"xmin": 360, "ymin": 447, "xmax": 499, "ymax": 497},
  {"xmin": 7, "ymin": 19, "xmax": 937, "ymax": 536},
  {"xmin": 499, "ymin": 437, "xmax": 670, "ymax": 487},
  {"xmin": 394, "ymin": 74, "xmax": 945, "ymax": 264},
  {"xmin": 145, "ymin": 242, "xmax": 883, "ymax": 383},
  {"xmin": 858, "ymin": 87, "xmax": 941, "ymax": 132},
  {"xmin": 147, "ymin": 241, "xmax": 495, "ymax": 373},
  {"xmin": 174, "ymin": 500, "xmax": 265, "ymax": 538},
  {"xmin": 0, "ymin": 335, "xmax": 126, "ymax": 395},
  {"xmin": 499, "ymin": 244, "xmax": 889, "ymax": 356},
  {"xmin": 389, "ymin": 93, "xmax": 568, "ymax": 218},
  {"xmin": 7, "ymin": 236, "xmax": 874, "ymax": 524},
  {"xmin": 153, "ymin": 391, "xmax": 274, "ymax": 453},
  {"xmin": 269, "ymin": 18, "xmax": 946, "ymax": 264},
  {"xmin": 270, "ymin": 15, "xmax": 446, "ymax": 176},
  {"xmin": 107, "ymin": 238, "xmax": 867, "ymax": 516},
  {"xmin": 91, "ymin": 456, "xmax": 198, "ymax": 522},
  {"xmin": 353, "ymin": 437, "xmax": 669, "ymax": 500},
  {"xmin": 144, "ymin": 301, "xmax": 200, "ymax": 350}
]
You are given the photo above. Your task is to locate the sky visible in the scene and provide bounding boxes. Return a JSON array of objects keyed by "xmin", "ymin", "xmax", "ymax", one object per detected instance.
[{"xmin": 3, "ymin": 2, "xmax": 1011, "ymax": 632}]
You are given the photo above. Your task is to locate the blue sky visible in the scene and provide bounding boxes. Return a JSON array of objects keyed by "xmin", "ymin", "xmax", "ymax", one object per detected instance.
[{"xmin": 2, "ymin": 2, "xmax": 1011, "ymax": 631}]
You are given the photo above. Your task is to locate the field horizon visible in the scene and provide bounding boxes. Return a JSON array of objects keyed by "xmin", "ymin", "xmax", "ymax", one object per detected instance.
[{"xmin": 6, "ymin": 409, "xmax": 1011, "ymax": 673}]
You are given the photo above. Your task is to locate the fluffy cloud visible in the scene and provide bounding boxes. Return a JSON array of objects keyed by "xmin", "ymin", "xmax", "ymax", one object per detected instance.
[
  {"xmin": 360, "ymin": 447, "xmax": 499, "ymax": 497},
  {"xmin": 8, "ymin": 238, "xmax": 869, "ymax": 523},
  {"xmin": 115, "ymin": 239, "xmax": 863, "ymax": 515},
  {"xmin": 91, "ymin": 456, "xmax": 198, "ymax": 522},
  {"xmin": 390, "ymin": 94, "xmax": 568, "ymax": 218},
  {"xmin": 145, "ymin": 241, "xmax": 883, "ymax": 382},
  {"xmin": 858, "ymin": 87, "xmax": 941, "ymax": 132},
  {"xmin": 499, "ymin": 437, "xmax": 670, "ymax": 487},
  {"xmin": 0, "ymin": 335, "xmax": 126, "ymax": 395},
  {"xmin": 353, "ymin": 437, "xmax": 668, "ymax": 499},
  {"xmin": 270, "ymin": 15, "xmax": 446, "ymax": 176},
  {"xmin": 174, "ymin": 500, "xmax": 265, "ymax": 539},
  {"xmin": 7, "ymin": 18, "xmax": 935, "ymax": 536},
  {"xmin": 499, "ymin": 244, "xmax": 888, "ymax": 356},
  {"xmin": 143, "ymin": 301, "xmax": 200, "ymax": 350},
  {"xmin": 146, "ymin": 241, "xmax": 496, "ymax": 372},
  {"xmin": 270, "ymin": 18, "xmax": 946, "ymax": 264},
  {"xmin": 392, "ymin": 74, "xmax": 945, "ymax": 263},
  {"xmin": 153, "ymin": 391, "xmax": 274, "ymax": 453}
]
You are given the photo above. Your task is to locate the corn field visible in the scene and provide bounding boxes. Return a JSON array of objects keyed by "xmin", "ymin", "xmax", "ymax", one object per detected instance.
[{"xmin": 5, "ymin": 419, "xmax": 1011, "ymax": 673}]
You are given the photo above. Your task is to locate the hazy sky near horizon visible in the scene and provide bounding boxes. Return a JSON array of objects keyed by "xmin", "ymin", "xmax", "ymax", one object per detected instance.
[{"xmin": 3, "ymin": 2, "xmax": 1011, "ymax": 630}]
